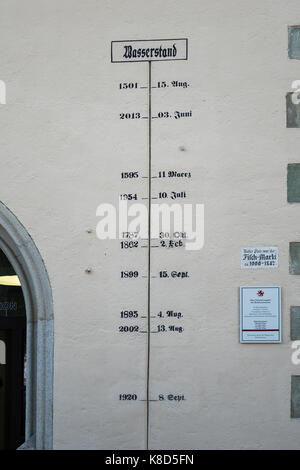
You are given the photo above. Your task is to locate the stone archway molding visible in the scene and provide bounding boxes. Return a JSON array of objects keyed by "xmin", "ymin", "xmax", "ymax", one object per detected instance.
[{"xmin": 0, "ymin": 201, "xmax": 53, "ymax": 450}]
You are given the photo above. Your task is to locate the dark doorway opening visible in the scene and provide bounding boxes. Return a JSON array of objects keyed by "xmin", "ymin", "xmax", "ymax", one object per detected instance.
[{"xmin": 0, "ymin": 249, "xmax": 26, "ymax": 450}]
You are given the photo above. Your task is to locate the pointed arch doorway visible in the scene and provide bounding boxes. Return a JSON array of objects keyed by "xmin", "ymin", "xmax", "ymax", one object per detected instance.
[{"xmin": 0, "ymin": 202, "xmax": 53, "ymax": 449}]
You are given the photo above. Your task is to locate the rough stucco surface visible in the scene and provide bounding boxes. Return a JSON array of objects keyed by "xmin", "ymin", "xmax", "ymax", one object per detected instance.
[{"xmin": 1, "ymin": 0, "xmax": 300, "ymax": 450}]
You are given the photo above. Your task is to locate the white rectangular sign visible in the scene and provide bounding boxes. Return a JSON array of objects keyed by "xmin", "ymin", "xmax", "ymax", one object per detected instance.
[
  {"xmin": 111, "ymin": 38, "xmax": 188, "ymax": 63},
  {"xmin": 241, "ymin": 247, "xmax": 278, "ymax": 269},
  {"xmin": 240, "ymin": 286, "xmax": 281, "ymax": 343}
]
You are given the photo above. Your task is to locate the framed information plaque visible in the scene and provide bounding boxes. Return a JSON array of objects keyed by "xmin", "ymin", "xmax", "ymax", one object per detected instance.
[{"xmin": 240, "ymin": 286, "xmax": 281, "ymax": 343}]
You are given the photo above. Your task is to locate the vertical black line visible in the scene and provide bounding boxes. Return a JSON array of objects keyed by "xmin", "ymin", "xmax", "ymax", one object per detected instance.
[{"xmin": 146, "ymin": 60, "xmax": 152, "ymax": 451}]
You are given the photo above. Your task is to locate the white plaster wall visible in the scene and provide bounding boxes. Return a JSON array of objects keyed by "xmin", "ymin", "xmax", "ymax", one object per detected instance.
[{"xmin": 0, "ymin": 0, "xmax": 300, "ymax": 449}]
